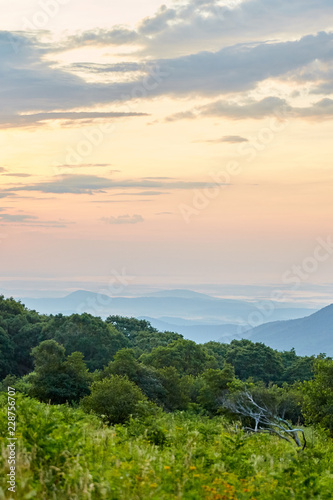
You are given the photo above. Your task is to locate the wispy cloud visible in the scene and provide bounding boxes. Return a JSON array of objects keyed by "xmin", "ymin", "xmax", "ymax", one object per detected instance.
[
  {"xmin": 2, "ymin": 29, "xmax": 333, "ymax": 130},
  {"xmin": 60, "ymin": 0, "xmax": 333, "ymax": 58},
  {"xmin": 166, "ymin": 96, "xmax": 333, "ymax": 121},
  {"xmin": 54, "ymin": 163, "xmax": 117, "ymax": 170},
  {"xmin": 194, "ymin": 136, "xmax": 248, "ymax": 144},
  {"xmin": 2, "ymin": 173, "xmax": 32, "ymax": 177},
  {"xmin": 4, "ymin": 175, "xmax": 227, "ymax": 195},
  {"xmin": 101, "ymin": 214, "xmax": 144, "ymax": 224},
  {"xmin": 0, "ymin": 212, "xmax": 72, "ymax": 227},
  {"xmin": 0, "ymin": 213, "xmax": 38, "ymax": 223},
  {"xmin": 0, "ymin": 111, "xmax": 148, "ymax": 129}
]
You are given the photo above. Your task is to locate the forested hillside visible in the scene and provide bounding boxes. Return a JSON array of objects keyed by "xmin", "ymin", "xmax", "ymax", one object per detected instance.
[
  {"xmin": 1, "ymin": 294, "xmax": 333, "ymax": 499},
  {"xmin": 247, "ymin": 304, "xmax": 333, "ymax": 355}
]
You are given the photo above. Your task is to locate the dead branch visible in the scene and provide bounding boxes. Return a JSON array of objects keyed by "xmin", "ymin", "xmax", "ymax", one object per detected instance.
[{"xmin": 221, "ymin": 390, "xmax": 306, "ymax": 449}]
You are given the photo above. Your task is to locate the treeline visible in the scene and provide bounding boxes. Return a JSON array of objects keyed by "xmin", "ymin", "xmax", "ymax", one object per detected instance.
[{"xmin": 1, "ymin": 295, "xmax": 333, "ymax": 435}]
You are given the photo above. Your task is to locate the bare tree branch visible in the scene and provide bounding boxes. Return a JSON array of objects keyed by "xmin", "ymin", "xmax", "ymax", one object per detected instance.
[{"xmin": 221, "ymin": 391, "xmax": 306, "ymax": 449}]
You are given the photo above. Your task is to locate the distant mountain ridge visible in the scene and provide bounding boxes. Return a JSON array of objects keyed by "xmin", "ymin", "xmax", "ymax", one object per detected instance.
[
  {"xmin": 145, "ymin": 289, "xmax": 217, "ymax": 300},
  {"xmin": 139, "ymin": 316, "xmax": 241, "ymax": 343},
  {"xmin": 246, "ymin": 304, "xmax": 333, "ymax": 356},
  {"xmin": 20, "ymin": 289, "xmax": 315, "ymax": 322},
  {"xmin": 17, "ymin": 289, "xmax": 317, "ymax": 344}
]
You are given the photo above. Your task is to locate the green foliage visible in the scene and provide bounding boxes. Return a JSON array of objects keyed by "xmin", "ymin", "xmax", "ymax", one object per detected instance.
[
  {"xmin": 203, "ymin": 341, "xmax": 229, "ymax": 369},
  {"xmin": 280, "ymin": 349, "xmax": 315, "ymax": 383},
  {"xmin": 198, "ymin": 364, "xmax": 236, "ymax": 415},
  {"xmin": 41, "ymin": 313, "xmax": 129, "ymax": 371},
  {"xmin": 29, "ymin": 340, "xmax": 91, "ymax": 404},
  {"xmin": 303, "ymin": 358, "xmax": 333, "ymax": 435},
  {"xmin": 1, "ymin": 393, "xmax": 333, "ymax": 499},
  {"xmin": 101, "ymin": 348, "xmax": 167, "ymax": 404},
  {"xmin": 0, "ymin": 295, "xmax": 26, "ymax": 317},
  {"xmin": 157, "ymin": 366, "xmax": 191, "ymax": 411},
  {"xmin": 0, "ymin": 297, "xmax": 46, "ymax": 377},
  {"xmin": 106, "ymin": 315, "xmax": 157, "ymax": 337},
  {"xmin": 233, "ymin": 382, "xmax": 305, "ymax": 426},
  {"xmin": 81, "ymin": 375, "xmax": 147, "ymax": 424},
  {"xmin": 0, "ymin": 326, "xmax": 14, "ymax": 378},
  {"xmin": 140, "ymin": 339, "xmax": 218, "ymax": 376},
  {"xmin": 225, "ymin": 339, "xmax": 284, "ymax": 383},
  {"xmin": 132, "ymin": 329, "xmax": 183, "ymax": 352}
]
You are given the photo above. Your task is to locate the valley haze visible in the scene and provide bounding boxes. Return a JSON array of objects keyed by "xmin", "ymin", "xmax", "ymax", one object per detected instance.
[{"xmin": 13, "ymin": 288, "xmax": 332, "ymax": 356}]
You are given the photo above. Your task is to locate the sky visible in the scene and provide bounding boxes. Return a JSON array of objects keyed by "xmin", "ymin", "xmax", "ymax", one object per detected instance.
[{"xmin": 0, "ymin": 0, "xmax": 333, "ymax": 298}]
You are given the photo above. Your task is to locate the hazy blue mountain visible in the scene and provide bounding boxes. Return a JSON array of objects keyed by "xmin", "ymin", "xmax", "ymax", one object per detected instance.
[
  {"xmin": 246, "ymin": 304, "xmax": 333, "ymax": 356},
  {"xmin": 145, "ymin": 289, "xmax": 217, "ymax": 300},
  {"xmin": 139, "ymin": 316, "xmax": 242, "ymax": 343},
  {"xmin": 20, "ymin": 289, "xmax": 315, "ymax": 324},
  {"xmin": 17, "ymin": 289, "xmax": 316, "ymax": 345}
]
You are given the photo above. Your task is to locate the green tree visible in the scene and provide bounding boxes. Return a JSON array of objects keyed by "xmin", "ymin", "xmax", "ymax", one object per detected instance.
[
  {"xmin": 157, "ymin": 366, "xmax": 191, "ymax": 411},
  {"xmin": 41, "ymin": 314, "xmax": 129, "ymax": 370},
  {"xmin": 0, "ymin": 296, "xmax": 46, "ymax": 378},
  {"xmin": 282, "ymin": 355, "xmax": 315, "ymax": 383},
  {"xmin": 106, "ymin": 316, "xmax": 157, "ymax": 338},
  {"xmin": 198, "ymin": 364, "xmax": 236, "ymax": 415},
  {"xmin": 132, "ymin": 330, "xmax": 183, "ymax": 353},
  {"xmin": 0, "ymin": 326, "xmax": 14, "ymax": 378},
  {"xmin": 303, "ymin": 358, "xmax": 333, "ymax": 435},
  {"xmin": 140, "ymin": 339, "xmax": 217, "ymax": 376},
  {"xmin": 29, "ymin": 340, "xmax": 91, "ymax": 404},
  {"xmin": 225, "ymin": 339, "xmax": 284, "ymax": 384},
  {"xmin": 102, "ymin": 348, "xmax": 166, "ymax": 404},
  {"xmin": 81, "ymin": 375, "xmax": 146, "ymax": 424},
  {"xmin": 202, "ymin": 341, "xmax": 229, "ymax": 369},
  {"xmin": 0, "ymin": 295, "xmax": 26, "ymax": 317}
]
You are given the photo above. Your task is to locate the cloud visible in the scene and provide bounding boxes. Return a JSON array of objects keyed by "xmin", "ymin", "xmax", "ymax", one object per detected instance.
[
  {"xmin": 167, "ymin": 97, "xmax": 290, "ymax": 121},
  {"xmin": 0, "ymin": 192, "xmax": 16, "ymax": 199},
  {"xmin": 5, "ymin": 174, "xmax": 227, "ymax": 195},
  {"xmin": 11, "ymin": 175, "xmax": 115, "ymax": 194},
  {"xmin": 0, "ymin": 212, "xmax": 73, "ymax": 227},
  {"xmin": 0, "ymin": 31, "xmax": 149, "ymax": 128},
  {"xmin": 0, "ymin": 214, "xmax": 38, "ymax": 223},
  {"xmin": 139, "ymin": 5, "xmax": 177, "ymax": 36},
  {"xmin": 101, "ymin": 214, "xmax": 144, "ymax": 224},
  {"xmin": 201, "ymin": 97, "xmax": 291, "ymax": 119},
  {"xmin": 62, "ymin": 0, "xmax": 333, "ymax": 58},
  {"xmin": 143, "ymin": 33, "xmax": 333, "ymax": 98},
  {"xmin": 68, "ymin": 32, "xmax": 333, "ymax": 100},
  {"xmin": 112, "ymin": 191, "xmax": 168, "ymax": 196},
  {"xmin": 137, "ymin": 0, "xmax": 333, "ymax": 57},
  {"xmin": 2, "ymin": 29, "xmax": 333, "ymax": 130},
  {"xmin": 2, "ymin": 173, "xmax": 31, "ymax": 177},
  {"xmin": 63, "ymin": 27, "xmax": 140, "ymax": 49},
  {"xmin": 0, "ymin": 167, "xmax": 7, "ymax": 173},
  {"xmin": 166, "ymin": 96, "xmax": 333, "ymax": 121},
  {"xmin": 285, "ymin": 98, "xmax": 333, "ymax": 120},
  {"xmin": 54, "ymin": 163, "xmax": 115, "ymax": 169},
  {"xmin": 69, "ymin": 62, "xmax": 143, "ymax": 74},
  {"xmin": 195, "ymin": 135, "xmax": 248, "ymax": 144},
  {"xmin": 0, "ymin": 111, "xmax": 148, "ymax": 129}
]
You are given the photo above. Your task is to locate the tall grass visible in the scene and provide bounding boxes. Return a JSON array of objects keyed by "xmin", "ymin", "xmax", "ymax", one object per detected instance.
[{"xmin": 1, "ymin": 393, "xmax": 333, "ymax": 499}]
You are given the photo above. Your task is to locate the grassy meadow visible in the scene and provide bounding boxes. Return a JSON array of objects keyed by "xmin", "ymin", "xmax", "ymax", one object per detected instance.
[{"xmin": 1, "ymin": 393, "xmax": 333, "ymax": 500}]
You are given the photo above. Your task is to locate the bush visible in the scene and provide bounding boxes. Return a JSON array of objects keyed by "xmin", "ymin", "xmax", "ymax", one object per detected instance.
[
  {"xmin": 303, "ymin": 358, "xmax": 333, "ymax": 435},
  {"xmin": 81, "ymin": 375, "xmax": 146, "ymax": 424}
]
